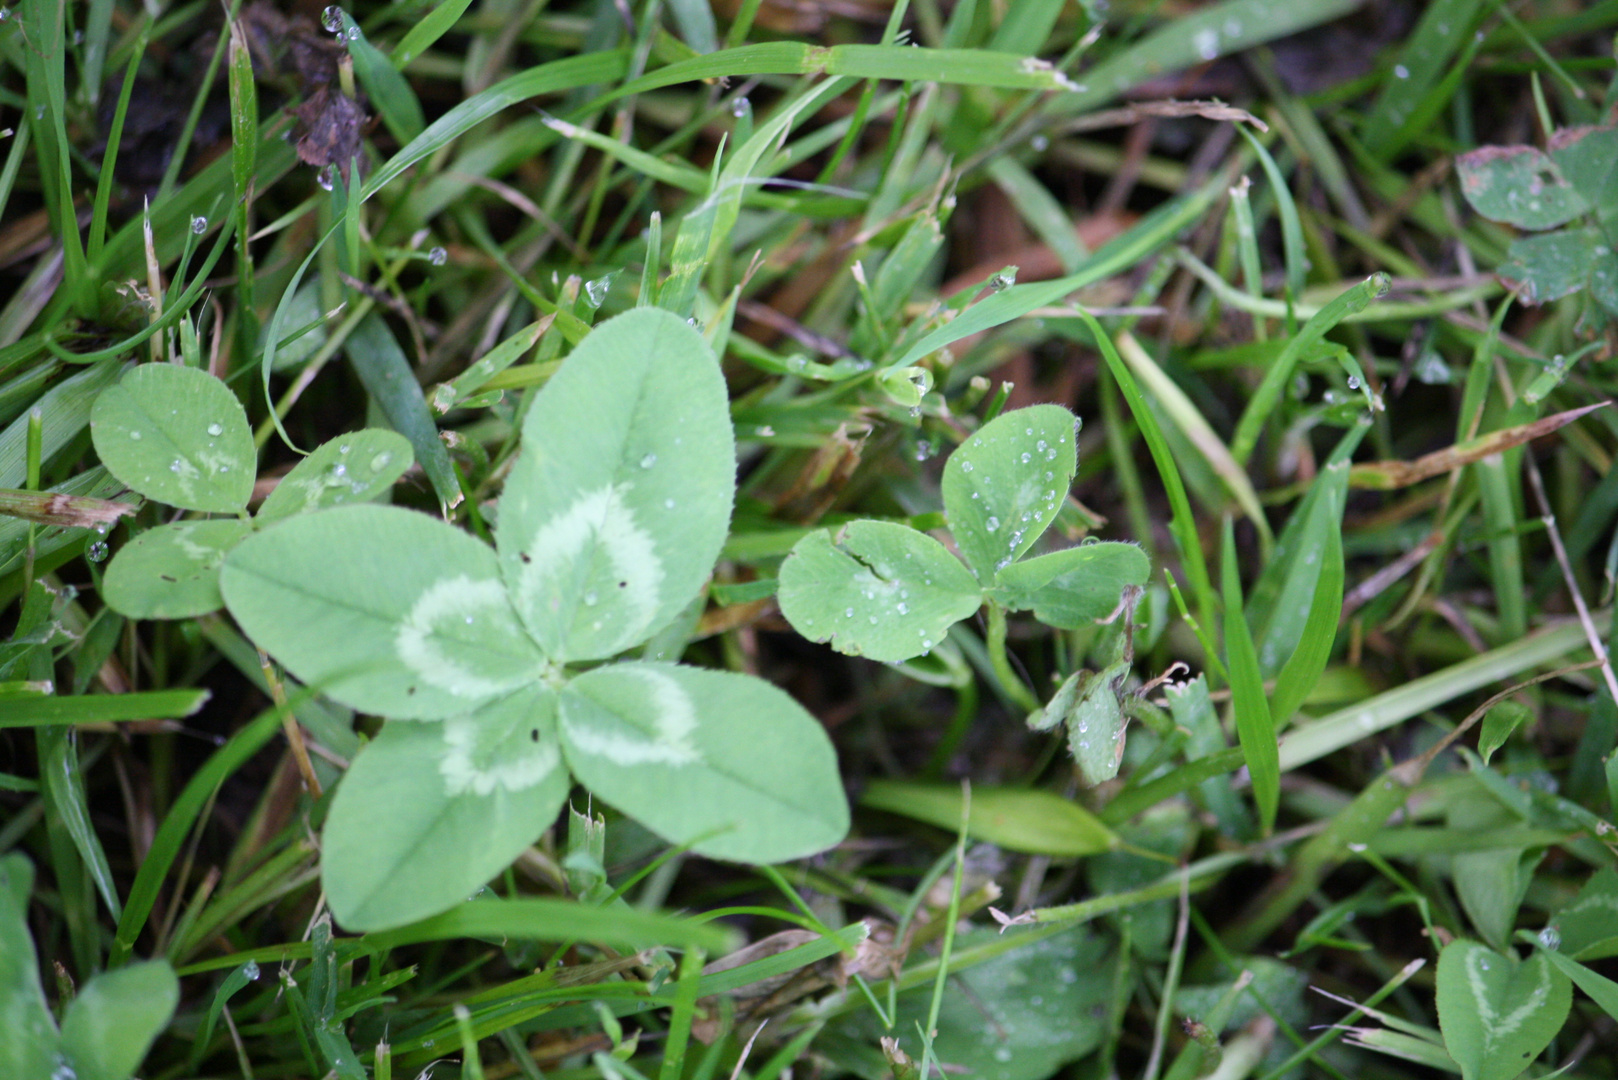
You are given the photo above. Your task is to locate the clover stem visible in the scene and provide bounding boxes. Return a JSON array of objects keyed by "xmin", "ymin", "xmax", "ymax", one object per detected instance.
[{"xmin": 984, "ymin": 603, "xmax": 1040, "ymax": 715}]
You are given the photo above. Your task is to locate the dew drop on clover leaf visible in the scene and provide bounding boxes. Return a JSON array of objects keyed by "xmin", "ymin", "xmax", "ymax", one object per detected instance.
[
  {"xmin": 1021, "ymin": 452, "xmax": 1031, "ymax": 463},
  {"xmin": 207, "ymin": 422, "xmax": 223, "ymax": 436},
  {"xmin": 844, "ymin": 607, "xmax": 854, "ymax": 618},
  {"xmin": 897, "ymin": 602, "xmax": 908, "ymax": 614},
  {"xmin": 961, "ymin": 461, "xmax": 973, "ymax": 472},
  {"xmin": 664, "ymin": 498, "xmax": 675, "ymax": 509},
  {"xmin": 640, "ymin": 453, "xmax": 657, "ymax": 469},
  {"xmin": 584, "ymin": 591, "xmax": 599, "ymax": 606},
  {"xmin": 986, "ymin": 516, "xmax": 1000, "ymax": 531},
  {"xmin": 129, "ymin": 430, "xmax": 142, "ymax": 440}
]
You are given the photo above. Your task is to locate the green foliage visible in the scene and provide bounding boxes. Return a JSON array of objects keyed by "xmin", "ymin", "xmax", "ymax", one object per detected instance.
[
  {"xmin": 780, "ymin": 404, "xmax": 1148, "ymax": 664},
  {"xmin": 1458, "ymin": 124, "xmax": 1618, "ymax": 319},
  {"xmin": 222, "ymin": 309, "xmax": 848, "ymax": 929},
  {"xmin": 3, "ymin": 0, "xmax": 1616, "ymax": 1077},
  {"xmin": 0, "ymin": 854, "xmax": 178, "ymax": 1080},
  {"xmin": 1436, "ymin": 939, "xmax": 1571, "ymax": 1080}
]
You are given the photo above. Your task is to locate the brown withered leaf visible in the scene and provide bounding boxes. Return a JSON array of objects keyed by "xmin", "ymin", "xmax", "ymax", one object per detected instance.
[
  {"xmin": 0, "ymin": 488, "xmax": 141, "ymax": 528},
  {"xmin": 1349, "ymin": 401, "xmax": 1610, "ymax": 490},
  {"xmin": 292, "ymin": 87, "xmax": 368, "ymax": 181}
]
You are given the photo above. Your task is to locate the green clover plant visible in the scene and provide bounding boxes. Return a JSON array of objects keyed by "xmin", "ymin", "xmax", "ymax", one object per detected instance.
[
  {"xmin": 1456, "ymin": 122, "xmax": 1618, "ymax": 325},
  {"xmin": 778, "ymin": 403, "xmax": 1149, "ymax": 727},
  {"xmin": 1, "ymin": 853, "xmax": 179, "ymax": 1080},
  {"xmin": 214, "ymin": 308, "xmax": 848, "ymax": 931},
  {"xmin": 89, "ymin": 361, "xmax": 413, "ymax": 619}
]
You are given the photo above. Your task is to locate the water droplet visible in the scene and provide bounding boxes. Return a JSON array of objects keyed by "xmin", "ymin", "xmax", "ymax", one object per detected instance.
[
  {"xmin": 207, "ymin": 422, "xmax": 223, "ymax": 436},
  {"xmin": 868, "ymin": 615, "xmax": 877, "ymax": 624},
  {"xmin": 332, "ymin": 463, "xmax": 348, "ymax": 479},
  {"xmin": 961, "ymin": 461, "xmax": 974, "ymax": 472},
  {"xmin": 243, "ymin": 960, "xmax": 260, "ymax": 980},
  {"xmin": 428, "ymin": 246, "xmax": 448, "ymax": 266},
  {"xmin": 986, "ymin": 516, "xmax": 1000, "ymax": 532},
  {"xmin": 191, "ymin": 215, "xmax": 207, "ymax": 234},
  {"xmin": 640, "ymin": 452, "xmax": 657, "ymax": 469},
  {"xmin": 1394, "ymin": 63, "xmax": 1410, "ymax": 79},
  {"xmin": 584, "ymin": 591, "xmax": 599, "ymax": 606},
  {"xmin": 128, "ymin": 430, "xmax": 142, "ymax": 440},
  {"xmin": 1346, "ymin": 375, "xmax": 1360, "ymax": 390},
  {"xmin": 321, "ymin": 5, "xmax": 345, "ymax": 32},
  {"xmin": 1036, "ymin": 440, "xmax": 1047, "ymax": 451},
  {"xmin": 1193, "ymin": 27, "xmax": 1219, "ymax": 59},
  {"xmin": 370, "ymin": 451, "xmax": 392, "ymax": 471},
  {"xmin": 93, "ymin": 522, "xmax": 110, "ymax": 537},
  {"xmin": 86, "ymin": 541, "xmax": 108, "ymax": 563},
  {"xmin": 338, "ymin": 443, "xmax": 351, "ymax": 454},
  {"xmin": 897, "ymin": 602, "xmax": 908, "ymax": 614},
  {"xmin": 844, "ymin": 607, "xmax": 854, "ymax": 618},
  {"xmin": 1538, "ymin": 927, "xmax": 1561, "ymax": 951},
  {"xmin": 1031, "ymin": 134, "xmax": 1049, "ymax": 151},
  {"xmin": 731, "ymin": 97, "xmax": 750, "ymax": 118},
  {"xmin": 664, "ymin": 498, "xmax": 675, "ymax": 509},
  {"xmin": 316, "ymin": 164, "xmax": 336, "ymax": 191},
  {"xmin": 994, "ymin": 1047, "xmax": 1013, "ymax": 1063},
  {"xmin": 1021, "ymin": 451, "xmax": 1031, "ymax": 464},
  {"xmin": 169, "ymin": 459, "xmax": 183, "ymax": 473},
  {"xmin": 585, "ymin": 277, "xmax": 610, "ymax": 305},
  {"xmin": 346, "ymin": 24, "xmax": 359, "ymax": 39}
]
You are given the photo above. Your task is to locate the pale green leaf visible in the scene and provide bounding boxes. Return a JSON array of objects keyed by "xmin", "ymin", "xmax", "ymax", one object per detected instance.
[
  {"xmin": 559, "ymin": 663, "xmax": 848, "ymax": 864},
  {"xmin": 942, "ymin": 405, "xmax": 1076, "ymax": 583},
  {"xmin": 497, "ymin": 309, "xmax": 734, "ymax": 662},
  {"xmin": 991, "ymin": 542, "xmax": 1150, "ymax": 629},
  {"xmin": 777, "ymin": 521, "xmax": 980, "ymax": 663},
  {"xmin": 0, "ymin": 854, "xmax": 56, "ymax": 1080},
  {"xmin": 322, "ymin": 691, "xmax": 570, "ymax": 932},
  {"xmin": 58, "ymin": 962, "xmax": 179, "ymax": 1080},
  {"xmin": 1436, "ymin": 940, "xmax": 1570, "ymax": 1080},
  {"xmin": 256, "ymin": 430, "xmax": 412, "ymax": 523},
  {"xmin": 102, "ymin": 520, "xmax": 252, "ymax": 619},
  {"xmin": 222, "ymin": 504, "xmax": 544, "ymax": 719},
  {"xmin": 89, "ymin": 364, "xmax": 255, "ymax": 513},
  {"xmin": 1479, "ymin": 700, "xmax": 1533, "ymax": 765},
  {"xmin": 860, "ymin": 781, "xmax": 1117, "ymax": 857},
  {"xmin": 1457, "ymin": 145, "xmax": 1587, "ymax": 230},
  {"xmin": 1549, "ymin": 866, "xmax": 1618, "ymax": 961}
]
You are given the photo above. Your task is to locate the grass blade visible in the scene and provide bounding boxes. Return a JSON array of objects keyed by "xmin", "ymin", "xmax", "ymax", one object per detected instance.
[{"xmin": 1222, "ymin": 518, "xmax": 1279, "ymax": 835}]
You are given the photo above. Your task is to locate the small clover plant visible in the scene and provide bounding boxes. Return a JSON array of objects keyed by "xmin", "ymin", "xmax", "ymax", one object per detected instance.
[
  {"xmin": 89, "ymin": 362, "xmax": 413, "ymax": 619},
  {"xmin": 1457, "ymin": 122, "xmax": 1618, "ymax": 326},
  {"xmin": 214, "ymin": 309, "xmax": 848, "ymax": 931},
  {"xmin": 778, "ymin": 403, "xmax": 1149, "ymax": 666}
]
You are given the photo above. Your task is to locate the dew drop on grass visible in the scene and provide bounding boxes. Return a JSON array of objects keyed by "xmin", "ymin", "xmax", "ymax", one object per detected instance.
[
  {"xmin": 1031, "ymin": 134, "xmax": 1049, "ymax": 151},
  {"xmin": 191, "ymin": 215, "xmax": 207, "ymax": 234},
  {"xmin": 731, "ymin": 98, "xmax": 751, "ymax": 118},
  {"xmin": 428, "ymin": 246, "xmax": 448, "ymax": 266},
  {"xmin": 243, "ymin": 960, "xmax": 260, "ymax": 980},
  {"xmin": 1394, "ymin": 63, "xmax": 1410, "ymax": 78},
  {"xmin": 585, "ymin": 277, "xmax": 610, "ymax": 305},
  {"xmin": 346, "ymin": 24, "xmax": 359, "ymax": 39},
  {"xmin": 321, "ymin": 5, "xmax": 345, "ymax": 32},
  {"xmin": 316, "ymin": 165, "xmax": 336, "ymax": 191},
  {"xmin": 1538, "ymin": 927, "xmax": 1560, "ymax": 951},
  {"xmin": 207, "ymin": 422, "xmax": 223, "ymax": 436},
  {"xmin": 86, "ymin": 541, "xmax": 108, "ymax": 563}
]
